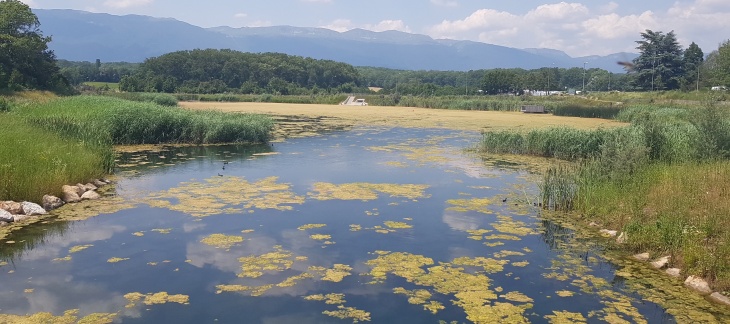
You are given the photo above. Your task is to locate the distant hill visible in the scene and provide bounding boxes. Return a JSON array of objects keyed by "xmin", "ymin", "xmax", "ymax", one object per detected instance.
[{"xmin": 34, "ymin": 9, "xmax": 636, "ymax": 73}]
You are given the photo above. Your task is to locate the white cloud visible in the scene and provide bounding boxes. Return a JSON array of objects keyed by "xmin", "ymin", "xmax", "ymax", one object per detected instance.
[
  {"xmin": 320, "ymin": 19, "xmax": 353, "ymax": 32},
  {"xmin": 425, "ymin": 0, "xmax": 730, "ymax": 56},
  {"xmin": 234, "ymin": 13, "xmax": 248, "ymax": 19},
  {"xmin": 431, "ymin": 0, "xmax": 458, "ymax": 7},
  {"xmin": 247, "ymin": 20, "xmax": 273, "ymax": 27},
  {"xmin": 365, "ymin": 20, "xmax": 412, "ymax": 33},
  {"xmin": 103, "ymin": 0, "xmax": 152, "ymax": 9}
]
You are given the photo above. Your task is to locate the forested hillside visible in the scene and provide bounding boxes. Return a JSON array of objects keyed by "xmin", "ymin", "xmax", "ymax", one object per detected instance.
[{"xmin": 119, "ymin": 49, "xmax": 362, "ymax": 94}]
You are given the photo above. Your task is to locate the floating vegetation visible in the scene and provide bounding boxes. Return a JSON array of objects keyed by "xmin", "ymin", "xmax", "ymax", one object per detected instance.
[
  {"xmin": 483, "ymin": 234, "xmax": 522, "ymax": 241},
  {"xmin": 491, "ymin": 216, "xmax": 534, "ymax": 236},
  {"xmin": 276, "ymin": 273, "xmax": 314, "ymax": 288},
  {"xmin": 393, "ymin": 287, "xmax": 444, "ymax": 314},
  {"xmin": 124, "ymin": 291, "xmax": 190, "ymax": 308},
  {"xmin": 200, "ymin": 234, "xmax": 244, "ymax": 249},
  {"xmin": 493, "ymin": 250, "xmax": 526, "ymax": 258},
  {"xmin": 237, "ymin": 246, "xmax": 298, "ymax": 278},
  {"xmin": 298, "ymin": 224, "xmax": 327, "ymax": 230},
  {"xmin": 320, "ymin": 264, "xmax": 352, "ymax": 282},
  {"xmin": 145, "ymin": 176, "xmax": 305, "ymax": 217},
  {"xmin": 0, "ymin": 309, "xmax": 117, "ymax": 324},
  {"xmin": 364, "ymin": 208, "xmax": 380, "ymax": 216},
  {"xmin": 304, "ymin": 293, "xmax": 346, "ymax": 305},
  {"xmin": 69, "ymin": 244, "xmax": 93, "ymax": 253},
  {"xmin": 241, "ymin": 229, "xmax": 255, "ymax": 234},
  {"xmin": 446, "ymin": 198, "xmax": 493, "ymax": 214},
  {"xmin": 544, "ymin": 310, "xmax": 587, "ymax": 323},
  {"xmin": 308, "ymin": 182, "xmax": 430, "ymax": 201},
  {"xmin": 309, "ymin": 234, "xmax": 332, "ymax": 241},
  {"xmin": 383, "ymin": 161, "xmax": 408, "ymax": 168},
  {"xmin": 451, "ymin": 256, "xmax": 509, "ymax": 274},
  {"xmin": 383, "ymin": 221, "xmax": 412, "ymax": 229},
  {"xmin": 556, "ymin": 290, "xmax": 575, "ymax": 297},
  {"xmin": 349, "ymin": 224, "xmax": 362, "ymax": 231},
  {"xmin": 24, "ymin": 288, "xmax": 34, "ymax": 293},
  {"xmin": 132, "ymin": 232, "xmax": 144, "ymax": 237},
  {"xmin": 501, "ymin": 291, "xmax": 534, "ymax": 303},
  {"xmin": 53, "ymin": 255, "xmax": 72, "ymax": 262},
  {"xmin": 511, "ymin": 261, "xmax": 530, "ymax": 267},
  {"xmin": 322, "ymin": 306, "xmax": 371, "ymax": 323},
  {"xmin": 107, "ymin": 257, "xmax": 129, "ymax": 263},
  {"xmin": 151, "ymin": 228, "xmax": 172, "ymax": 234},
  {"xmin": 53, "ymin": 197, "xmax": 135, "ymax": 221},
  {"xmin": 364, "ymin": 251, "xmax": 531, "ymax": 323}
]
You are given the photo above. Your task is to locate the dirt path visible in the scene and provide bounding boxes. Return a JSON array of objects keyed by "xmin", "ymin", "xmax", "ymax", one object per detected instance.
[{"xmin": 180, "ymin": 102, "xmax": 626, "ymax": 138}]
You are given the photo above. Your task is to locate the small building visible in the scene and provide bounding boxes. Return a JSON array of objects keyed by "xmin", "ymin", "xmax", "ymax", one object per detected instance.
[
  {"xmin": 521, "ymin": 105, "xmax": 546, "ymax": 113},
  {"xmin": 340, "ymin": 96, "xmax": 368, "ymax": 106}
]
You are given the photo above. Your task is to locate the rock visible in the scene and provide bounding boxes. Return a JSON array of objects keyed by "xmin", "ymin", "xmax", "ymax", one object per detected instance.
[
  {"xmin": 13, "ymin": 214, "xmax": 32, "ymax": 222},
  {"xmin": 0, "ymin": 201, "xmax": 23, "ymax": 214},
  {"xmin": 709, "ymin": 292, "xmax": 730, "ymax": 306},
  {"xmin": 666, "ymin": 268, "xmax": 681, "ymax": 278},
  {"xmin": 101, "ymin": 178, "xmax": 111, "ymax": 184},
  {"xmin": 633, "ymin": 253, "xmax": 650, "ymax": 261},
  {"xmin": 62, "ymin": 185, "xmax": 81, "ymax": 203},
  {"xmin": 42, "ymin": 195, "xmax": 64, "ymax": 211},
  {"xmin": 21, "ymin": 201, "xmax": 47, "ymax": 216},
  {"xmin": 616, "ymin": 232, "xmax": 627, "ymax": 244},
  {"xmin": 93, "ymin": 179, "xmax": 107, "ymax": 187},
  {"xmin": 83, "ymin": 183, "xmax": 98, "ymax": 191},
  {"xmin": 684, "ymin": 276, "xmax": 713, "ymax": 295},
  {"xmin": 81, "ymin": 190, "xmax": 101, "ymax": 200},
  {"xmin": 651, "ymin": 256, "xmax": 671, "ymax": 269},
  {"xmin": 0, "ymin": 209, "xmax": 13, "ymax": 222},
  {"xmin": 76, "ymin": 183, "xmax": 88, "ymax": 194},
  {"xmin": 588, "ymin": 222, "xmax": 599, "ymax": 227},
  {"xmin": 600, "ymin": 229, "xmax": 618, "ymax": 237}
]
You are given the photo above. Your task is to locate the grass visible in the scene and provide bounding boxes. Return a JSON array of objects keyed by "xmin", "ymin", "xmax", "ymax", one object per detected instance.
[
  {"xmin": 1, "ymin": 95, "xmax": 274, "ymax": 203},
  {"xmin": 105, "ymin": 92, "xmax": 178, "ymax": 106},
  {"xmin": 0, "ymin": 115, "xmax": 111, "ymax": 202},
  {"xmin": 479, "ymin": 101, "xmax": 730, "ymax": 290},
  {"xmin": 83, "ymin": 82, "xmax": 120, "ymax": 91}
]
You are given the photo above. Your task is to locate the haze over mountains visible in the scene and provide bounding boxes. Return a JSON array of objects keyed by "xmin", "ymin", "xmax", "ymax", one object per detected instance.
[{"xmin": 35, "ymin": 9, "xmax": 636, "ymax": 73}]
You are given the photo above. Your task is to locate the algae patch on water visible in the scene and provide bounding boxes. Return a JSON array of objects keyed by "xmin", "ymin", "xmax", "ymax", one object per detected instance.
[
  {"xmin": 124, "ymin": 291, "xmax": 190, "ymax": 308},
  {"xmin": 298, "ymin": 224, "xmax": 327, "ymax": 230},
  {"xmin": 200, "ymin": 233, "xmax": 244, "ymax": 249},
  {"xmin": 304, "ymin": 293, "xmax": 346, "ymax": 305},
  {"xmin": 144, "ymin": 176, "xmax": 305, "ymax": 217},
  {"xmin": 308, "ymin": 182, "xmax": 430, "ymax": 201},
  {"xmin": 107, "ymin": 257, "xmax": 129, "ymax": 263},
  {"xmin": 0, "ymin": 309, "xmax": 118, "ymax": 324},
  {"xmin": 69, "ymin": 244, "xmax": 93, "ymax": 253},
  {"xmin": 446, "ymin": 198, "xmax": 493, "ymax": 214},
  {"xmin": 304, "ymin": 293, "xmax": 371, "ymax": 322}
]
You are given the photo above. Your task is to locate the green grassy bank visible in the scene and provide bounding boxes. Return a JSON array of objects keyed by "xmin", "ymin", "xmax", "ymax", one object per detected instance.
[
  {"xmin": 0, "ymin": 95, "xmax": 273, "ymax": 203},
  {"xmin": 479, "ymin": 103, "xmax": 730, "ymax": 291}
]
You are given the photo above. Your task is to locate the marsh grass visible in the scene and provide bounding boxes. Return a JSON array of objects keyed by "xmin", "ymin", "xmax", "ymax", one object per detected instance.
[
  {"xmin": 480, "ymin": 101, "xmax": 730, "ymax": 289},
  {"xmin": 552, "ymin": 105, "xmax": 623, "ymax": 119},
  {"xmin": 105, "ymin": 92, "xmax": 178, "ymax": 106},
  {"xmin": 0, "ymin": 116, "xmax": 111, "ymax": 202},
  {"xmin": 2, "ymin": 95, "xmax": 273, "ymax": 202},
  {"xmin": 18, "ymin": 96, "xmax": 273, "ymax": 145}
]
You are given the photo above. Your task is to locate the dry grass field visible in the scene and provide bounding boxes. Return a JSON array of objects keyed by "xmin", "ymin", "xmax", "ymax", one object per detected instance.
[{"xmin": 181, "ymin": 102, "xmax": 626, "ymax": 137}]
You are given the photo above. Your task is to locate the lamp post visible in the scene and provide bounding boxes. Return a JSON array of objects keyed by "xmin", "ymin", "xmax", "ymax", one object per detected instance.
[{"xmin": 582, "ymin": 62, "xmax": 587, "ymax": 94}]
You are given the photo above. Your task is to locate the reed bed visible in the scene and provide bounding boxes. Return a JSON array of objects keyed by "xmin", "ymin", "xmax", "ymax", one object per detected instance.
[
  {"xmin": 479, "ymin": 101, "xmax": 730, "ymax": 289},
  {"xmin": 105, "ymin": 92, "xmax": 179, "ymax": 106},
  {"xmin": 18, "ymin": 96, "xmax": 274, "ymax": 145},
  {"xmin": 0, "ymin": 115, "xmax": 111, "ymax": 202},
  {"xmin": 2, "ymin": 95, "xmax": 273, "ymax": 203}
]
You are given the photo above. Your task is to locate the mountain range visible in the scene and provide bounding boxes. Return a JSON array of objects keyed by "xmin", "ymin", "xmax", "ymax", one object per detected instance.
[{"xmin": 34, "ymin": 9, "xmax": 636, "ymax": 73}]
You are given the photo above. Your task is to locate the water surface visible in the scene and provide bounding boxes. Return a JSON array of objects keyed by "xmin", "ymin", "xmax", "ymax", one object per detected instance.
[{"xmin": 1, "ymin": 126, "xmax": 718, "ymax": 323}]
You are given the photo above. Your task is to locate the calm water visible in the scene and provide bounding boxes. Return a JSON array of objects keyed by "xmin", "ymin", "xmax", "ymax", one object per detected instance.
[{"xmin": 0, "ymin": 127, "xmax": 690, "ymax": 323}]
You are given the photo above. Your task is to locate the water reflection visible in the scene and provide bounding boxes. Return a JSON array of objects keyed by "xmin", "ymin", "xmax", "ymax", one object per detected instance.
[{"xmin": 1, "ymin": 127, "xmax": 723, "ymax": 322}]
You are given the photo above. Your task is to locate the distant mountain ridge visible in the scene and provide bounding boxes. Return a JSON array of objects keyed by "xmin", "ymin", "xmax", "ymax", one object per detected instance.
[{"xmin": 34, "ymin": 9, "xmax": 636, "ymax": 73}]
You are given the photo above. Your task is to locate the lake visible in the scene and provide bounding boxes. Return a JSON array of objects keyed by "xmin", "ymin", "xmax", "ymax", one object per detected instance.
[{"xmin": 1, "ymin": 126, "xmax": 724, "ymax": 323}]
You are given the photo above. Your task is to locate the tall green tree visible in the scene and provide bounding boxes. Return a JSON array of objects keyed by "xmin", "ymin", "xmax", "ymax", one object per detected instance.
[
  {"xmin": 682, "ymin": 42, "xmax": 704, "ymax": 90},
  {"xmin": 704, "ymin": 40, "xmax": 730, "ymax": 87},
  {"xmin": 0, "ymin": 0, "xmax": 69, "ymax": 92},
  {"xmin": 632, "ymin": 30, "xmax": 684, "ymax": 91},
  {"xmin": 481, "ymin": 69, "xmax": 519, "ymax": 95}
]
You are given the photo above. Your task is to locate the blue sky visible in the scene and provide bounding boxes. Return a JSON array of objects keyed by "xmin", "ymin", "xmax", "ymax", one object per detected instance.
[{"xmin": 21, "ymin": 0, "xmax": 730, "ymax": 57}]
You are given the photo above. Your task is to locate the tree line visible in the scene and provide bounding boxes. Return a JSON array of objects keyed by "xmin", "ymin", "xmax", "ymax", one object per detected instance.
[
  {"xmin": 118, "ymin": 49, "xmax": 362, "ymax": 94},
  {"xmin": 4, "ymin": 0, "xmax": 730, "ymax": 97}
]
